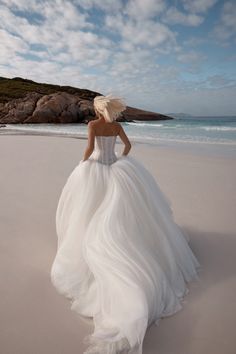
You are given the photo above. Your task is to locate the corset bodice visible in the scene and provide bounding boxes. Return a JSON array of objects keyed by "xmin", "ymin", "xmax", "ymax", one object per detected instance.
[{"xmin": 93, "ymin": 135, "xmax": 118, "ymax": 165}]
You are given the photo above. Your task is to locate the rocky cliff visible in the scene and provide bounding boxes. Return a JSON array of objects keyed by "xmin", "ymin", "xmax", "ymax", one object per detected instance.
[{"xmin": 0, "ymin": 77, "xmax": 173, "ymax": 124}]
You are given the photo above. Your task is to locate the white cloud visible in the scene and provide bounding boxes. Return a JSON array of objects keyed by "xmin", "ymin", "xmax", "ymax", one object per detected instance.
[
  {"xmin": 163, "ymin": 6, "xmax": 204, "ymax": 26},
  {"xmin": 221, "ymin": 1, "xmax": 236, "ymax": 28},
  {"xmin": 181, "ymin": 0, "xmax": 218, "ymax": 13},
  {"xmin": 176, "ymin": 50, "xmax": 206, "ymax": 74},
  {"xmin": 212, "ymin": 1, "xmax": 236, "ymax": 43},
  {"xmin": 206, "ymin": 75, "xmax": 236, "ymax": 88},
  {"xmin": 73, "ymin": 0, "xmax": 123, "ymax": 12},
  {"xmin": 122, "ymin": 21, "xmax": 176, "ymax": 48},
  {"xmin": 0, "ymin": 2, "xmax": 93, "ymax": 46},
  {"xmin": 163, "ymin": 86, "xmax": 236, "ymax": 116},
  {"xmin": 133, "ymin": 73, "xmax": 236, "ymax": 115},
  {"xmin": 105, "ymin": 14, "xmax": 177, "ymax": 49},
  {"xmin": 0, "ymin": 0, "xmax": 41, "ymax": 12},
  {"xmin": 124, "ymin": 0, "xmax": 166, "ymax": 19},
  {"xmin": 66, "ymin": 30, "xmax": 112, "ymax": 65},
  {"xmin": 183, "ymin": 37, "xmax": 207, "ymax": 46},
  {"xmin": 0, "ymin": 1, "xmax": 113, "ymax": 69},
  {"xmin": 0, "ymin": 29, "xmax": 29, "ymax": 63},
  {"xmin": 74, "ymin": 0, "xmax": 166, "ymax": 20},
  {"xmin": 109, "ymin": 49, "xmax": 158, "ymax": 77},
  {"xmin": 177, "ymin": 50, "xmax": 205, "ymax": 63}
]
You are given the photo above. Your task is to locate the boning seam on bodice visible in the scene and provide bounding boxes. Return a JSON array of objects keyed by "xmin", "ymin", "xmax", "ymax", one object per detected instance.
[{"xmin": 94, "ymin": 135, "xmax": 117, "ymax": 165}]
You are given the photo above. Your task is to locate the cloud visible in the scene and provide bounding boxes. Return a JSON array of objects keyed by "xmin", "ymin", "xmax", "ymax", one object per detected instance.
[
  {"xmin": 176, "ymin": 50, "xmax": 206, "ymax": 74},
  {"xmin": 124, "ymin": 0, "xmax": 166, "ymax": 19},
  {"xmin": 0, "ymin": 0, "xmax": 41, "ymax": 12},
  {"xmin": 206, "ymin": 74, "xmax": 236, "ymax": 88},
  {"xmin": 181, "ymin": 0, "xmax": 218, "ymax": 13},
  {"xmin": 177, "ymin": 50, "xmax": 205, "ymax": 63},
  {"xmin": 161, "ymin": 85, "xmax": 236, "ymax": 116},
  {"xmin": 0, "ymin": 1, "xmax": 112, "ymax": 68},
  {"xmin": 109, "ymin": 49, "xmax": 159, "ymax": 78},
  {"xmin": 212, "ymin": 1, "xmax": 236, "ymax": 43},
  {"xmin": 163, "ymin": 6, "xmax": 204, "ymax": 26},
  {"xmin": 105, "ymin": 14, "xmax": 177, "ymax": 50},
  {"xmin": 183, "ymin": 37, "xmax": 207, "ymax": 46},
  {"xmin": 0, "ymin": 29, "xmax": 29, "ymax": 63},
  {"xmin": 73, "ymin": 0, "xmax": 123, "ymax": 12},
  {"xmin": 0, "ymin": 2, "xmax": 93, "ymax": 46}
]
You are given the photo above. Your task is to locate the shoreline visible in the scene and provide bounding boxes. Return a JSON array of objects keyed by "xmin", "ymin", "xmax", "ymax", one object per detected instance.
[
  {"xmin": 1, "ymin": 129, "xmax": 236, "ymax": 159},
  {"xmin": 1, "ymin": 127, "xmax": 236, "ymax": 145}
]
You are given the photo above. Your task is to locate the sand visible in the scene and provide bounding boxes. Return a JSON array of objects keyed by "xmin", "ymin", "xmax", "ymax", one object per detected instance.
[{"xmin": 0, "ymin": 134, "xmax": 236, "ymax": 354}]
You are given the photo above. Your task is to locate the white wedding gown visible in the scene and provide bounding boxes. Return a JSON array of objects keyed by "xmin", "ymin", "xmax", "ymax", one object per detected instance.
[{"xmin": 51, "ymin": 135, "xmax": 201, "ymax": 354}]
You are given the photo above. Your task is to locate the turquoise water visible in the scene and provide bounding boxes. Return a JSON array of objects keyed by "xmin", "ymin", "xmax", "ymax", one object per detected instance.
[
  {"xmin": 126, "ymin": 116, "xmax": 236, "ymax": 145},
  {"xmin": 1, "ymin": 116, "xmax": 236, "ymax": 146}
]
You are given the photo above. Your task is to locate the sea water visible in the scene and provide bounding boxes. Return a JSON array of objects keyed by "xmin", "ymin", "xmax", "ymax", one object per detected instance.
[
  {"xmin": 126, "ymin": 116, "xmax": 236, "ymax": 145},
  {"xmin": 1, "ymin": 116, "xmax": 236, "ymax": 147}
]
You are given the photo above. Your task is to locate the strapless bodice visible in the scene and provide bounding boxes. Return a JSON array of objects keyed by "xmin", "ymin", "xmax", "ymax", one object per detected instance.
[{"xmin": 93, "ymin": 135, "xmax": 118, "ymax": 165}]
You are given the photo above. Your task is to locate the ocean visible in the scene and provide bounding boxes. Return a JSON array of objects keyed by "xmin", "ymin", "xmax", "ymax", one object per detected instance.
[{"xmin": 1, "ymin": 116, "xmax": 236, "ymax": 148}]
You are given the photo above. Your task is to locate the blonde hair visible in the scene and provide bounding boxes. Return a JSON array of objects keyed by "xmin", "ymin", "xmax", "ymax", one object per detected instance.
[{"xmin": 93, "ymin": 94, "xmax": 126, "ymax": 123}]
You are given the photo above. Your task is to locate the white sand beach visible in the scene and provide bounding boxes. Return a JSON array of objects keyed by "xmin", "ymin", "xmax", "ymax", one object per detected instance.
[{"xmin": 0, "ymin": 134, "xmax": 236, "ymax": 354}]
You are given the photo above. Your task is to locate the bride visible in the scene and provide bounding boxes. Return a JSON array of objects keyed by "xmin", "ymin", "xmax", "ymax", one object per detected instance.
[{"xmin": 50, "ymin": 94, "xmax": 201, "ymax": 354}]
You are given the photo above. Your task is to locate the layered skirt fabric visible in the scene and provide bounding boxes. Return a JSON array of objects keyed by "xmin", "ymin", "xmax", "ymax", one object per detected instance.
[{"xmin": 51, "ymin": 153, "xmax": 201, "ymax": 354}]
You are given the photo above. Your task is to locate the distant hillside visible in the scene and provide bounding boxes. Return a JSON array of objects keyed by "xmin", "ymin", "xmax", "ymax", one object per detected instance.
[
  {"xmin": 0, "ymin": 77, "xmax": 173, "ymax": 124},
  {"xmin": 0, "ymin": 76, "xmax": 99, "ymax": 103}
]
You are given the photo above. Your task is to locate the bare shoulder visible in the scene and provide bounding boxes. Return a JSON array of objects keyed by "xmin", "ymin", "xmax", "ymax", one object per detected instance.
[
  {"xmin": 88, "ymin": 120, "xmax": 96, "ymax": 127},
  {"xmin": 88, "ymin": 120, "xmax": 97, "ymax": 131}
]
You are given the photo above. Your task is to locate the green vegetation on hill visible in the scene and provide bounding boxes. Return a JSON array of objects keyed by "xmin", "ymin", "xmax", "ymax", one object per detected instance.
[{"xmin": 0, "ymin": 77, "xmax": 100, "ymax": 103}]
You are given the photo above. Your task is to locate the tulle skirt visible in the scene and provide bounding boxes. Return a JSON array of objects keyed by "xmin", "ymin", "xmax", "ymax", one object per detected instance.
[{"xmin": 50, "ymin": 153, "xmax": 201, "ymax": 354}]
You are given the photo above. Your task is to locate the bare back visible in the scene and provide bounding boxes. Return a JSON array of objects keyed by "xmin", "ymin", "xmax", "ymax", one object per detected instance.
[
  {"xmin": 92, "ymin": 120, "xmax": 120, "ymax": 136},
  {"xmin": 91, "ymin": 120, "xmax": 131, "ymax": 151}
]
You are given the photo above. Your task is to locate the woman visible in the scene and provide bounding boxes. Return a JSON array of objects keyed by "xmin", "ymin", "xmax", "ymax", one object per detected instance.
[{"xmin": 51, "ymin": 94, "xmax": 201, "ymax": 354}]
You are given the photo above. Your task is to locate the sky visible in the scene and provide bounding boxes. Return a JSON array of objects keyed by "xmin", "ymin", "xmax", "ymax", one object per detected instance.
[{"xmin": 0, "ymin": 0, "xmax": 236, "ymax": 116}]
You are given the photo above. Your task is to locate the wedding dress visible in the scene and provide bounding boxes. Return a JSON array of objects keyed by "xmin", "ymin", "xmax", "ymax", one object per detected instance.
[{"xmin": 51, "ymin": 135, "xmax": 201, "ymax": 354}]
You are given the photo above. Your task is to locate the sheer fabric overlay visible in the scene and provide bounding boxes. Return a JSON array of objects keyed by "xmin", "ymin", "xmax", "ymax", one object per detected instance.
[{"xmin": 51, "ymin": 135, "xmax": 201, "ymax": 354}]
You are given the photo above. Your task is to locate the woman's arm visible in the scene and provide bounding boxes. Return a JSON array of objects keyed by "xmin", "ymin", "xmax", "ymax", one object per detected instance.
[
  {"xmin": 118, "ymin": 125, "xmax": 132, "ymax": 156},
  {"xmin": 82, "ymin": 122, "xmax": 95, "ymax": 161}
]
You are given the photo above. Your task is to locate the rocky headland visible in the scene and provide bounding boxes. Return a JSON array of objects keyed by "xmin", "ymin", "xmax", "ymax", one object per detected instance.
[{"xmin": 0, "ymin": 77, "xmax": 173, "ymax": 124}]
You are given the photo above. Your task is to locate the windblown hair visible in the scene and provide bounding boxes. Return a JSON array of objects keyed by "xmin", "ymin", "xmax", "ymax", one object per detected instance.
[{"xmin": 93, "ymin": 94, "xmax": 126, "ymax": 123}]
